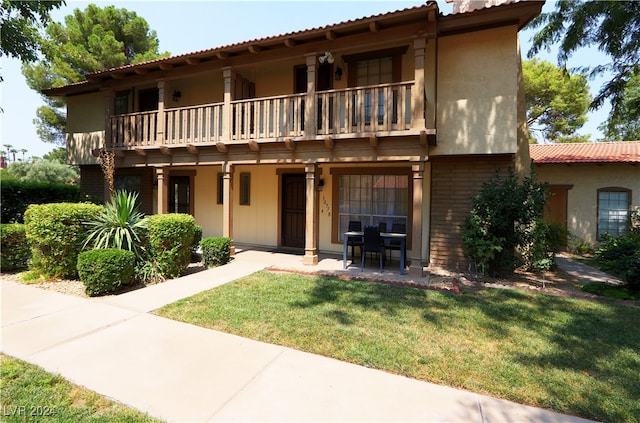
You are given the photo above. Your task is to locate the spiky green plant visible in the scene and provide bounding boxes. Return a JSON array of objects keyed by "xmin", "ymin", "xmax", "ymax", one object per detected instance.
[{"xmin": 83, "ymin": 190, "xmax": 148, "ymax": 257}]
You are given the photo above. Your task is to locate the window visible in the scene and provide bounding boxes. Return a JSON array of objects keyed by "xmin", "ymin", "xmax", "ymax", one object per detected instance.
[
  {"xmin": 114, "ymin": 91, "xmax": 130, "ymax": 115},
  {"xmin": 337, "ymin": 173, "xmax": 409, "ymax": 241},
  {"xmin": 598, "ymin": 188, "xmax": 630, "ymax": 239},
  {"xmin": 240, "ymin": 173, "xmax": 251, "ymax": 206},
  {"xmin": 217, "ymin": 173, "xmax": 224, "ymax": 205}
]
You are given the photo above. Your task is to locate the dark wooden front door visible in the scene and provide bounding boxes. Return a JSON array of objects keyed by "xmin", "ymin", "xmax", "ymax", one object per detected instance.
[
  {"xmin": 282, "ymin": 174, "xmax": 305, "ymax": 248},
  {"xmin": 169, "ymin": 176, "xmax": 191, "ymax": 214}
]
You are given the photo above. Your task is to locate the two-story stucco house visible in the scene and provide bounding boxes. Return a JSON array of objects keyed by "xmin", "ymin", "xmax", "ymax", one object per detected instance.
[{"xmin": 43, "ymin": 0, "xmax": 543, "ymax": 274}]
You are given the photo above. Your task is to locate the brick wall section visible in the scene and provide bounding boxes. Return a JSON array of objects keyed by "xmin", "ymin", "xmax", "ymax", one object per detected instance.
[
  {"xmin": 429, "ymin": 155, "xmax": 514, "ymax": 271},
  {"xmin": 79, "ymin": 165, "xmax": 154, "ymax": 215},
  {"xmin": 79, "ymin": 165, "xmax": 105, "ymax": 204}
]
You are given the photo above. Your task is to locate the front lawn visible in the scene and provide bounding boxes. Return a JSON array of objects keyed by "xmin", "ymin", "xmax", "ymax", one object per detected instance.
[
  {"xmin": 157, "ymin": 271, "xmax": 640, "ymax": 423},
  {"xmin": 0, "ymin": 354, "xmax": 162, "ymax": 422}
]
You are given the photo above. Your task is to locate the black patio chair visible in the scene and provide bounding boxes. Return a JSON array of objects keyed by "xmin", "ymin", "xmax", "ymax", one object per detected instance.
[
  {"xmin": 385, "ymin": 223, "xmax": 406, "ymax": 262},
  {"xmin": 347, "ymin": 220, "xmax": 363, "ymax": 260},
  {"xmin": 361, "ymin": 225, "xmax": 385, "ymax": 272}
]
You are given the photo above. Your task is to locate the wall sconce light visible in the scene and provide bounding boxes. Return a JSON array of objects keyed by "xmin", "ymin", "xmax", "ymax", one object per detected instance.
[
  {"xmin": 172, "ymin": 90, "xmax": 181, "ymax": 102},
  {"xmin": 318, "ymin": 178, "xmax": 325, "ymax": 191},
  {"xmin": 334, "ymin": 67, "xmax": 343, "ymax": 81},
  {"xmin": 318, "ymin": 52, "xmax": 334, "ymax": 64}
]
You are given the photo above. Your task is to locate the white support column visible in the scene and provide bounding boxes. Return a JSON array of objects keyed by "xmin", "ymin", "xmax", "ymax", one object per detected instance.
[
  {"xmin": 409, "ymin": 162, "xmax": 425, "ymax": 277},
  {"xmin": 222, "ymin": 162, "xmax": 235, "ymax": 255},
  {"xmin": 303, "ymin": 162, "xmax": 319, "ymax": 265}
]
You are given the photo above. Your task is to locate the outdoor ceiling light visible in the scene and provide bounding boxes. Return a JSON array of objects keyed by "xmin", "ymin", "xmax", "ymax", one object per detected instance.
[{"xmin": 318, "ymin": 52, "xmax": 334, "ymax": 64}]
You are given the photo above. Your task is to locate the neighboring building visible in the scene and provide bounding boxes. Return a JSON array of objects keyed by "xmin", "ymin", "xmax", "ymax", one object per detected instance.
[
  {"xmin": 43, "ymin": 0, "xmax": 543, "ymax": 273},
  {"xmin": 531, "ymin": 142, "xmax": 640, "ymax": 248}
]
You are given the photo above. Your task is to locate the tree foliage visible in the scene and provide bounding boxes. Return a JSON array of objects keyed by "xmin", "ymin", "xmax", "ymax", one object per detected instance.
[
  {"xmin": 0, "ymin": 0, "xmax": 64, "ymax": 63},
  {"xmin": 523, "ymin": 59, "xmax": 591, "ymax": 143},
  {"xmin": 599, "ymin": 69, "xmax": 640, "ymax": 141},
  {"xmin": 2, "ymin": 159, "xmax": 78, "ymax": 184},
  {"xmin": 22, "ymin": 4, "xmax": 169, "ymax": 144},
  {"xmin": 528, "ymin": 1, "xmax": 640, "ymax": 140}
]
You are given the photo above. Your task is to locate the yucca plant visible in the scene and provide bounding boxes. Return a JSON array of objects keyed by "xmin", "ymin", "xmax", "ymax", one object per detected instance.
[{"xmin": 84, "ymin": 190, "xmax": 148, "ymax": 258}]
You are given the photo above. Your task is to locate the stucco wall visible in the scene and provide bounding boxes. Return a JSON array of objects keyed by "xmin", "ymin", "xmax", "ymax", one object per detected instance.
[
  {"xmin": 434, "ymin": 25, "xmax": 519, "ymax": 156},
  {"xmin": 66, "ymin": 93, "xmax": 104, "ymax": 165},
  {"xmin": 535, "ymin": 163, "xmax": 640, "ymax": 246}
]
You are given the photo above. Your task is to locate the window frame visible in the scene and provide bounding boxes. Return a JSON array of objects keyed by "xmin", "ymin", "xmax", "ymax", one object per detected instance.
[
  {"xmin": 330, "ymin": 167, "xmax": 412, "ymax": 248},
  {"xmin": 597, "ymin": 187, "xmax": 631, "ymax": 240},
  {"xmin": 240, "ymin": 172, "xmax": 251, "ymax": 206}
]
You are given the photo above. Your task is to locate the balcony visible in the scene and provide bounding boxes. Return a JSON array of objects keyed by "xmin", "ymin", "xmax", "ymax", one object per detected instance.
[{"xmin": 109, "ymin": 81, "xmax": 424, "ymax": 150}]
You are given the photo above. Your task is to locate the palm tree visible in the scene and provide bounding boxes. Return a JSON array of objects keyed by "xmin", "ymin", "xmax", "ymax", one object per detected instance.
[
  {"xmin": 9, "ymin": 148, "xmax": 17, "ymax": 163},
  {"xmin": 19, "ymin": 148, "xmax": 28, "ymax": 161},
  {"xmin": 3, "ymin": 144, "xmax": 13, "ymax": 162}
]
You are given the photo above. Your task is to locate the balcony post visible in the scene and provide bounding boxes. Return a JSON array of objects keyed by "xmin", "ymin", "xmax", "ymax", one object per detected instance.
[
  {"xmin": 303, "ymin": 162, "xmax": 319, "ymax": 265},
  {"xmin": 222, "ymin": 162, "xmax": 235, "ymax": 255},
  {"xmin": 304, "ymin": 53, "xmax": 317, "ymax": 139},
  {"xmin": 103, "ymin": 89, "xmax": 115, "ymax": 149},
  {"xmin": 412, "ymin": 38, "xmax": 426, "ymax": 129},
  {"xmin": 222, "ymin": 68, "xmax": 236, "ymax": 142},
  {"xmin": 409, "ymin": 161, "xmax": 425, "ymax": 277},
  {"xmin": 157, "ymin": 80, "xmax": 169, "ymax": 143},
  {"xmin": 156, "ymin": 167, "xmax": 169, "ymax": 215}
]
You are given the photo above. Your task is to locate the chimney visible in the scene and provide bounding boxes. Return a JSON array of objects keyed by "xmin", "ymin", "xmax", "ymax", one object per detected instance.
[{"xmin": 446, "ymin": 0, "xmax": 515, "ymax": 14}]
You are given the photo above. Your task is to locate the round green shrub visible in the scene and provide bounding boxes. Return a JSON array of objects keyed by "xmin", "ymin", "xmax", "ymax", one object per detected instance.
[
  {"xmin": 0, "ymin": 223, "xmax": 31, "ymax": 271},
  {"xmin": 147, "ymin": 213, "xmax": 196, "ymax": 279},
  {"xmin": 200, "ymin": 237, "xmax": 231, "ymax": 267},
  {"xmin": 77, "ymin": 249, "xmax": 136, "ymax": 296},
  {"xmin": 24, "ymin": 203, "xmax": 104, "ymax": 279}
]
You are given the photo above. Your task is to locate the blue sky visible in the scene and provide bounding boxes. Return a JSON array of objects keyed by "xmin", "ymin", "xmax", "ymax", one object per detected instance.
[{"xmin": 0, "ymin": 0, "xmax": 611, "ymax": 159}]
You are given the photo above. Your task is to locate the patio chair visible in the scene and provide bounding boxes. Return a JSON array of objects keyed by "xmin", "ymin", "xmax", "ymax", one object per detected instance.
[
  {"xmin": 385, "ymin": 223, "xmax": 406, "ymax": 262},
  {"xmin": 347, "ymin": 220, "xmax": 363, "ymax": 260},
  {"xmin": 361, "ymin": 225, "xmax": 385, "ymax": 272}
]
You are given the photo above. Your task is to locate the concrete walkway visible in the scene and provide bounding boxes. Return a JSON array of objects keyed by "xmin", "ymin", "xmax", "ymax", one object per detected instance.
[
  {"xmin": 556, "ymin": 253, "xmax": 624, "ymax": 285},
  {"xmin": 1, "ymin": 250, "xmax": 594, "ymax": 423}
]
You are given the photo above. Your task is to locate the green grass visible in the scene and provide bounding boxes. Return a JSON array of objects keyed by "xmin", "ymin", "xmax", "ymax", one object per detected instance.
[
  {"xmin": 0, "ymin": 354, "xmax": 162, "ymax": 423},
  {"xmin": 157, "ymin": 271, "xmax": 640, "ymax": 423},
  {"xmin": 581, "ymin": 282, "xmax": 640, "ymax": 301}
]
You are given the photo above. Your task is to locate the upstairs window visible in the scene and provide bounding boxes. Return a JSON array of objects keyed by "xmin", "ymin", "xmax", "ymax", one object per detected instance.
[{"xmin": 598, "ymin": 188, "xmax": 630, "ymax": 239}]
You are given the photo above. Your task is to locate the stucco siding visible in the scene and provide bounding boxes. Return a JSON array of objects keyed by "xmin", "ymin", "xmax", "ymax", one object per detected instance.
[
  {"xmin": 434, "ymin": 25, "xmax": 519, "ymax": 156},
  {"xmin": 535, "ymin": 163, "xmax": 640, "ymax": 245},
  {"xmin": 66, "ymin": 93, "xmax": 104, "ymax": 165}
]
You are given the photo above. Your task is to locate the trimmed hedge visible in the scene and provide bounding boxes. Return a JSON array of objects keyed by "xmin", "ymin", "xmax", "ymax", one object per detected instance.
[
  {"xmin": 200, "ymin": 237, "xmax": 231, "ymax": 267},
  {"xmin": 1, "ymin": 179, "xmax": 79, "ymax": 223},
  {"xmin": 147, "ymin": 213, "xmax": 196, "ymax": 279},
  {"xmin": 24, "ymin": 203, "xmax": 104, "ymax": 279},
  {"xmin": 77, "ymin": 249, "xmax": 136, "ymax": 296},
  {"xmin": 0, "ymin": 223, "xmax": 31, "ymax": 271}
]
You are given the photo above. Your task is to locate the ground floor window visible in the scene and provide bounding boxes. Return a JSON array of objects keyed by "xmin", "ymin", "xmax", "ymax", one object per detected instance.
[
  {"xmin": 598, "ymin": 188, "xmax": 630, "ymax": 239},
  {"xmin": 337, "ymin": 173, "xmax": 409, "ymax": 241}
]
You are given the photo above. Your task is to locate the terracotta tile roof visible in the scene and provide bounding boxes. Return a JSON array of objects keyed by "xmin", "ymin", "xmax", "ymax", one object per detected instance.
[{"xmin": 530, "ymin": 142, "xmax": 640, "ymax": 164}]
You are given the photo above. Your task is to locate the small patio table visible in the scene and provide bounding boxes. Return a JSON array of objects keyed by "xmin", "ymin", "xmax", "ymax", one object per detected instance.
[{"xmin": 342, "ymin": 231, "xmax": 407, "ymax": 275}]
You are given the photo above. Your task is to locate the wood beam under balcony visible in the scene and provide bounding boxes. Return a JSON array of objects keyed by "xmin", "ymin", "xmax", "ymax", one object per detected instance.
[
  {"xmin": 186, "ymin": 144, "xmax": 199, "ymax": 154},
  {"xmin": 284, "ymin": 138, "xmax": 295, "ymax": 151},
  {"xmin": 159, "ymin": 146, "xmax": 173, "ymax": 155},
  {"xmin": 114, "ymin": 149, "xmax": 126, "ymax": 157},
  {"xmin": 134, "ymin": 148, "xmax": 147, "ymax": 156},
  {"xmin": 248, "ymin": 140, "xmax": 260, "ymax": 152},
  {"xmin": 216, "ymin": 142, "xmax": 227, "ymax": 153},
  {"xmin": 324, "ymin": 136, "xmax": 334, "ymax": 150},
  {"xmin": 369, "ymin": 134, "xmax": 378, "ymax": 148}
]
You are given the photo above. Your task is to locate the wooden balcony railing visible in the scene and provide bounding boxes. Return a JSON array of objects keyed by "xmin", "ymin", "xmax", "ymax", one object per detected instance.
[{"xmin": 110, "ymin": 81, "xmax": 416, "ymax": 149}]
